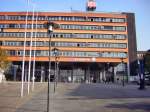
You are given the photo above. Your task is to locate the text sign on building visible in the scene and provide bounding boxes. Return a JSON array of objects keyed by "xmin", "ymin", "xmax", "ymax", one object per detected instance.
[
  {"xmin": 69, "ymin": 57, "xmax": 96, "ymax": 62},
  {"xmin": 87, "ymin": 0, "xmax": 96, "ymax": 11},
  {"xmin": 87, "ymin": 0, "xmax": 96, "ymax": 8}
]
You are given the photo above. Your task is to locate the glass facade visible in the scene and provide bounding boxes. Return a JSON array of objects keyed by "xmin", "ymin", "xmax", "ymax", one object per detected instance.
[
  {"xmin": 6, "ymin": 50, "xmax": 127, "ymax": 58},
  {"xmin": 0, "ymin": 23, "xmax": 126, "ymax": 31},
  {"xmin": 2, "ymin": 41, "xmax": 127, "ymax": 48},
  {"xmin": 0, "ymin": 32, "xmax": 127, "ymax": 39},
  {"xmin": 0, "ymin": 12, "xmax": 134, "ymax": 83},
  {"xmin": 0, "ymin": 15, "xmax": 126, "ymax": 23},
  {"xmin": 60, "ymin": 24, "xmax": 126, "ymax": 31}
]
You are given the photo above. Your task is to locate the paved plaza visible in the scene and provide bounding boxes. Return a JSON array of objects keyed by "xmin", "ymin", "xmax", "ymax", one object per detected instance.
[{"xmin": 0, "ymin": 82, "xmax": 150, "ymax": 112}]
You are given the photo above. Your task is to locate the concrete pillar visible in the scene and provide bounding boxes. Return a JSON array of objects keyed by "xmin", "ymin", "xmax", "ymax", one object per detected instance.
[
  {"xmin": 84, "ymin": 69, "xmax": 86, "ymax": 83},
  {"xmin": 25, "ymin": 66, "xmax": 28, "ymax": 82},
  {"xmin": 13, "ymin": 65, "xmax": 17, "ymax": 81},
  {"xmin": 114, "ymin": 67, "xmax": 117, "ymax": 83},
  {"xmin": 111, "ymin": 67, "xmax": 115, "ymax": 83},
  {"xmin": 86, "ymin": 66, "xmax": 90, "ymax": 83},
  {"xmin": 127, "ymin": 62, "xmax": 130, "ymax": 82},
  {"xmin": 103, "ymin": 70, "xmax": 106, "ymax": 82},
  {"xmin": 71, "ymin": 67, "xmax": 74, "ymax": 83},
  {"xmin": 40, "ymin": 66, "xmax": 44, "ymax": 82},
  {"xmin": 100, "ymin": 71, "xmax": 103, "ymax": 83}
]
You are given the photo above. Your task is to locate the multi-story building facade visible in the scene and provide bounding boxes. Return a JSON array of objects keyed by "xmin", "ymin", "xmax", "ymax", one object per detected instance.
[{"xmin": 0, "ymin": 12, "xmax": 137, "ymax": 83}]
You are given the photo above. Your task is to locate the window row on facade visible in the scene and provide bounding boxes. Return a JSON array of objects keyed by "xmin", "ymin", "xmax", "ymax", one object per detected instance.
[
  {"xmin": 0, "ymin": 24, "xmax": 126, "ymax": 31},
  {"xmin": 1, "ymin": 41, "xmax": 127, "ymax": 48},
  {"xmin": 7, "ymin": 50, "xmax": 127, "ymax": 58},
  {"xmin": 0, "ymin": 24, "xmax": 44, "ymax": 29},
  {"xmin": 0, "ymin": 15, "xmax": 126, "ymax": 23},
  {"xmin": 0, "ymin": 32, "xmax": 127, "ymax": 40},
  {"xmin": 60, "ymin": 25, "xmax": 126, "ymax": 31}
]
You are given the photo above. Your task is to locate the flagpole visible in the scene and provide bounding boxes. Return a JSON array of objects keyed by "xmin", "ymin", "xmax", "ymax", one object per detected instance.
[
  {"xmin": 28, "ymin": 4, "xmax": 35, "ymax": 94},
  {"xmin": 32, "ymin": 11, "xmax": 38, "ymax": 91},
  {"xmin": 21, "ymin": 0, "xmax": 29, "ymax": 97}
]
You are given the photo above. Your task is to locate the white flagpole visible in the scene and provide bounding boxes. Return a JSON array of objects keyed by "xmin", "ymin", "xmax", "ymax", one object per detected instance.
[
  {"xmin": 32, "ymin": 11, "xmax": 38, "ymax": 91},
  {"xmin": 21, "ymin": 0, "xmax": 29, "ymax": 97},
  {"xmin": 28, "ymin": 4, "xmax": 35, "ymax": 94}
]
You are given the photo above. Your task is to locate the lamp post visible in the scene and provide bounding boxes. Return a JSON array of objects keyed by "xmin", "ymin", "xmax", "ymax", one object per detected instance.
[
  {"xmin": 52, "ymin": 48, "xmax": 59, "ymax": 93},
  {"xmin": 45, "ymin": 21, "xmax": 59, "ymax": 112},
  {"xmin": 107, "ymin": 62, "xmax": 110, "ymax": 83},
  {"xmin": 56, "ymin": 57, "xmax": 59, "ymax": 85},
  {"xmin": 55, "ymin": 48, "xmax": 60, "ymax": 86}
]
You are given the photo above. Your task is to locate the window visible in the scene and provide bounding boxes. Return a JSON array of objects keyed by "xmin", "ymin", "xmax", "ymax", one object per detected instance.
[
  {"xmin": 13, "ymin": 50, "xmax": 127, "ymax": 58},
  {"xmin": 0, "ymin": 15, "xmax": 126, "ymax": 23},
  {"xmin": 114, "ymin": 26, "xmax": 126, "ymax": 31},
  {"xmin": 60, "ymin": 34, "xmax": 63, "ymax": 38},
  {"xmin": 104, "ymin": 26, "xmax": 113, "ymax": 30},
  {"xmin": 26, "ymin": 41, "xmax": 30, "ymax": 46},
  {"xmin": 0, "ymin": 32, "xmax": 127, "ymax": 40},
  {"xmin": 0, "ymin": 16, "xmax": 5, "ymax": 20},
  {"xmin": 9, "ymin": 50, "xmax": 16, "ymax": 56}
]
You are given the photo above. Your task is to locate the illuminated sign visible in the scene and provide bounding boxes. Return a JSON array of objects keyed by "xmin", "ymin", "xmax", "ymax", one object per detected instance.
[
  {"xmin": 87, "ymin": 0, "xmax": 96, "ymax": 8},
  {"xmin": 69, "ymin": 57, "xmax": 96, "ymax": 62},
  {"xmin": 86, "ymin": 0, "xmax": 96, "ymax": 11}
]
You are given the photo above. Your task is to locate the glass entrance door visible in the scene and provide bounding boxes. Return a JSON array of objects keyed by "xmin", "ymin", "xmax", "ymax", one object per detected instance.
[{"xmin": 73, "ymin": 68, "xmax": 85, "ymax": 83}]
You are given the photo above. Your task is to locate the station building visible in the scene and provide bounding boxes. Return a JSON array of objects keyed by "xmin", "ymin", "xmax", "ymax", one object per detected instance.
[{"xmin": 0, "ymin": 11, "xmax": 137, "ymax": 83}]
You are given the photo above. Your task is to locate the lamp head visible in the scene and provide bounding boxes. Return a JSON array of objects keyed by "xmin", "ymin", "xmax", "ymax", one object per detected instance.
[
  {"xmin": 44, "ymin": 21, "xmax": 59, "ymax": 33},
  {"xmin": 52, "ymin": 48, "xmax": 59, "ymax": 56}
]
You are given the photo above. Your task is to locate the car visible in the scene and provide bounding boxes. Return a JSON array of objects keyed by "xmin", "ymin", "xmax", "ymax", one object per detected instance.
[
  {"xmin": 145, "ymin": 74, "xmax": 150, "ymax": 85},
  {"xmin": 130, "ymin": 75, "xmax": 150, "ymax": 85}
]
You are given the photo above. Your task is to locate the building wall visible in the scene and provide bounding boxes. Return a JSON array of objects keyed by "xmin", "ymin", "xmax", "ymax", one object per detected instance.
[
  {"xmin": 0, "ymin": 12, "xmax": 137, "ymax": 81},
  {"xmin": 125, "ymin": 13, "xmax": 137, "ymax": 75},
  {"xmin": 0, "ymin": 12, "xmax": 128, "ymax": 63}
]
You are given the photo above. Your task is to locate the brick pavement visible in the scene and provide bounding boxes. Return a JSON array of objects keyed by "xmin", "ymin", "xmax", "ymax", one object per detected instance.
[
  {"xmin": 0, "ymin": 82, "xmax": 46, "ymax": 112},
  {"xmin": 1, "ymin": 82, "xmax": 150, "ymax": 112},
  {"xmin": 16, "ymin": 83, "xmax": 150, "ymax": 112}
]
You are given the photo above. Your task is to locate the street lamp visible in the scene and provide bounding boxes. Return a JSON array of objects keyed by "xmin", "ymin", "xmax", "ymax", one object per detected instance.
[
  {"xmin": 56, "ymin": 57, "xmax": 60, "ymax": 85},
  {"xmin": 45, "ymin": 21, "xmax": 59, "ymax": 112},
  {"xmin": 52, "ymin": 47, "xmax": 59, "ymax": 93}
]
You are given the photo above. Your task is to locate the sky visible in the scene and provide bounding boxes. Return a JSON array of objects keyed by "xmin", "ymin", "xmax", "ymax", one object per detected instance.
[{"xmin": 0, "ymin": 0, "xmax": 150, "ymax": 51}]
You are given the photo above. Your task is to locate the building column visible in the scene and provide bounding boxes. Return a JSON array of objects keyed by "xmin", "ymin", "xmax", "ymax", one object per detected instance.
[
  {"xmin": 111, "ymin": 67, "xmax": 115, "ymax": 83},
  {"xmin": 40, "ymin": 66, "xmax": 44, "ymax": 82},
  {"xmin": 84, "ymin": 69, "xmax": 87, "ymax": 83},
  {"xmin": 86, "ymin": 66, "xmax": 90, "ymax": 83},
  {"xmin": 13, "ymin": 65, "xmax": 18, "ymax": 81},
  {"xmin": 25, "ymin": 65, "xmax": 28, "ymax": 82},
  {"xmin": 113, "ymin": 67, "xmax": 116, "ymax": 83},
  {"xmin": 58, "ymin": 63, "xmax": 60, "ymax": 82},
  {"xmin": 100, "ymin": 71, "xmax": 103, "ymax": 83},
  {"xmin": 127, "ymin": 62, "xmax": 130, "ymax": 82},
  {"xmin": 103, "ymin": 69, "xmax": 106, "ymax": 82},
  {"xmin": 71, "ymin": 65, "xmax": 74, "ymax": 83}
]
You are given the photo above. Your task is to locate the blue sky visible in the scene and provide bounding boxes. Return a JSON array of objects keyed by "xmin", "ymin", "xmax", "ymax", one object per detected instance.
[{"xmin": 0, "ymin": 0, "xmax": 150, "ymax": 51}]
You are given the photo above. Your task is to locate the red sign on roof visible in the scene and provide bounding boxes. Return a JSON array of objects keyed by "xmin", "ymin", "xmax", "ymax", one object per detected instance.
[{"xmin": 87, "ymin": 1, "xmax": 96, "ymax": 8}]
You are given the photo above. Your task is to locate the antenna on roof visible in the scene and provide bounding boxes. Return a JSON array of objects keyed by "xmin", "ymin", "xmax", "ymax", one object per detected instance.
[
  {"xmin": 86, "ymin": 0, "xmax": 96, "ymax": 12},
  {"xmin": 70, "ymin": 7, "xmax": 81, "ymax": 12},
  {"xmin": 70, "ymin": 6, "xmax": 73, "ymax": 12}
]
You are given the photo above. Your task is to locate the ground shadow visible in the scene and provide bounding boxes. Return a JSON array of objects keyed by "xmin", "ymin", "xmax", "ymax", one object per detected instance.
[
  {"xmin": 105, "ymin": 102, "xmax": 150, "ymax": 111},
  {"xmin": 66, "ymin": 83, "xmax": 150, "ymax": 99}
]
